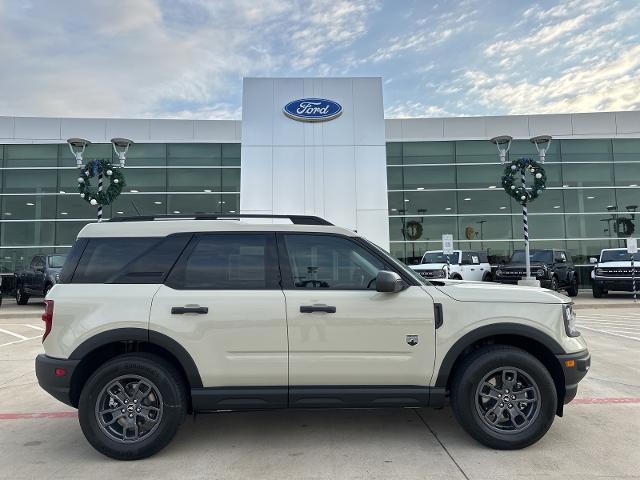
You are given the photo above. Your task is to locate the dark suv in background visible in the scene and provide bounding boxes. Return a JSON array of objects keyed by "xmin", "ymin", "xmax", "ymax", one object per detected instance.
[{"xmin": 495, "ymin": 249, "xmax": 578, "ymax": 296}]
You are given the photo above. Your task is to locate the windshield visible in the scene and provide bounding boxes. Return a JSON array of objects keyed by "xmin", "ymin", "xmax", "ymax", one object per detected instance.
[
  {"xmin": 422, "ymin": 252, "xmax": 459, "ymax": 264},
  {"xmin": 47, "ymin": 255, "xmax": 66, "ymax": 268},
  {"xmin": 601, "ymin": 250, "xmax": 633, "ymax": 262},
  {"xmin": 509, "ymin": 250, "xmax": 553, "ymax": 264}
]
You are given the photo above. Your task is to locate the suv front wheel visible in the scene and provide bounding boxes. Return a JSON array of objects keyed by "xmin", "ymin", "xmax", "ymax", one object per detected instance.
[
  {"xmin": 451, "ymin": 345, "xmax": 557, "ymax": 450},
  {"xmin": 78, "ymin": 353, "xmax": 187, "ymax": 460}
]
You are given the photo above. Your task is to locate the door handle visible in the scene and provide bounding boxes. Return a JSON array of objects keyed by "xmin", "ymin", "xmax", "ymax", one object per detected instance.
[
  {"xmin": 300, "ymin": 305, "xmax": 336, "ymax": 314},
  {"xmin": 171, "ymin": 306, "xmax": 209, "ymax": 314}
]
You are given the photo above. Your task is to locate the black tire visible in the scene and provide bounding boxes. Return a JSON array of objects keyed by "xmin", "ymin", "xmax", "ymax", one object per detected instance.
[
  {"xmin": 592, "ymin": 282, "xmax": 604, "ymax": 298},
  {"xmin": 451, "ymin": 345, "xmax": 557, "ymax": 450},
  {"xmin": 566, "ymin": 276, "xmax": 578, "ymax": 297},
  {"xmin": 78, "ymin": 353, "xmax": 187, "ymax": 460},
  {"xmin": 15, "ymin": 286, "xmax": 29, "ymax": 305},
  {"xmin": 482, "ymin": 272, "xmax": 493, "ymax": 282},
  {"xmin": 450, "ymin": 274, "xmax": 462, "ymax": 280},
  {"xmin": 549, "ymin": 276, "xmax": 559, "ymax": 292}
]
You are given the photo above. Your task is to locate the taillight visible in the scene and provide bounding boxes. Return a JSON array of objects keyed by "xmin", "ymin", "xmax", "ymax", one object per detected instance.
[{"xmin": 42, "ymin": 300, "xmax": 54, "ymax": 342}]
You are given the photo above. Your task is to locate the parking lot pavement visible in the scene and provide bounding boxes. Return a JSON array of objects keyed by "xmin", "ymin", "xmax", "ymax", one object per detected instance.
[{"xmin": 0, "ymin": 304, "xmax": 639, "ymax": 479}]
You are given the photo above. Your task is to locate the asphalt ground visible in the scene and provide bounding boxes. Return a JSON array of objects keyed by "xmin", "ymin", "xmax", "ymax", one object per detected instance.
[{"xmin": 0, "ymin": 296, "xmax": 638, "ymax": 479}]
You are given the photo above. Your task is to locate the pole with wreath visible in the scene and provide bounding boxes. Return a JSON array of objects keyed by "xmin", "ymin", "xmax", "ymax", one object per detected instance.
[
  {"xmin": 491, "ymin": 135, "xmax": 552, "ymax": 286},
  {"xmin": 68, "ymin": 138, "xmax": 132, "ymax": 222}
]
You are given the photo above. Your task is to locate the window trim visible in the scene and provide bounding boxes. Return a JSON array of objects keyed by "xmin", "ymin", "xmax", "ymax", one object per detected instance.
[
  {"xmin": 276, "ymin": 232, "xmax": 419, "ymax": 290},
  {"xmin": 164, "ymin": 232, "xmax": 280, "ymax": 291}
]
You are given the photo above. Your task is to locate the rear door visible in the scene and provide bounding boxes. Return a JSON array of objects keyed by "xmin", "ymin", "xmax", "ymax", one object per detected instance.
[
  {"xmin": 279, "ymin": 233, "xmax": 436, "ymax": 395},
  {"xmin": 149, "ymin": 233, "xmax": 288, "ymax": 391}
]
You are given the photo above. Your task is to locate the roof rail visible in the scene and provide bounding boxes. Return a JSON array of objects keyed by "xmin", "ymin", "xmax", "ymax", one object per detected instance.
[{"xmin": 108, "ymin": 214, "xmax": 333, "ymax": 226}]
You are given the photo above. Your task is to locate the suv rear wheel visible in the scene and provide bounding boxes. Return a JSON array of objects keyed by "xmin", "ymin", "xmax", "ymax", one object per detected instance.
[
  {"xmin": 78, "ymin": 353, "xmax": 187, "ymax": 460},
  {"xmin": 451, "ymin": 345, "xmax": 557, "ymax": 450}
]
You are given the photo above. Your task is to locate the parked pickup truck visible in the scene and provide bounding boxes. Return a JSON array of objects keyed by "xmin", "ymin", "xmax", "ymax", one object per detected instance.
[
  {"xmin": 591, "ymin": 248, "xmax": 639, "ymax": 298},
  {"xmin": 410, "ymin": 250, "xmax": 493, "ymax": 281},
  {"xmin": 15, "ymin": 254, "xmax": 66, "ymax": 305}
]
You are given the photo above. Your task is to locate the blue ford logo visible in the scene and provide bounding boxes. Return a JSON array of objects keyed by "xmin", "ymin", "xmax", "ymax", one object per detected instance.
[{"xmin": 283, "ymin": 98, "xmax": 342, "ymax": 122}]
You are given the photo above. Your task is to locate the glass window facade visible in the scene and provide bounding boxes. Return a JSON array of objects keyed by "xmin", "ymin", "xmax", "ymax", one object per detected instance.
[
  {"xmin": 0, "ymin": 143, "xmax": 240, "ymax": 274},
  {"xmin": 387, "ymin": 139, "xmax": 640, "ymax": 286}
]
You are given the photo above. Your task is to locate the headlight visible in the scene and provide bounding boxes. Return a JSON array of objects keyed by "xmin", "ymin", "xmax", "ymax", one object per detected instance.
[
  {"xmin": 563, "ymin": 303, "xmax": 580, "ymax": 337},
  {"xmin": 536, "ymin": 268, "xmax": 545, "ymax": 277},
  {"xmin": 496, "ymin": 269, "xmax": 502, "ymax": 276},
  {"xmin": 434, "ymin": 269, "xmax": 446, "ymax": 278},
  {"xmin": 595, "ymin": 268, "xmax": 603, "ymax": 276}
]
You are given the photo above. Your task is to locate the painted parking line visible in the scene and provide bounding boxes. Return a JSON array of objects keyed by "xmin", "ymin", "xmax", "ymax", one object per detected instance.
[
  {"xmin": 24, "ymin": 324, "xmax": 45, "ymax": 331},
  {"xmin": 0, "ymin": 335, "xmax": 41, "ymax": 348},
  {"xmin": 578, "ymin": 325, "xmax": 640, "ymax": 341},
  {"xmin": 0, "ymin": 328, "xmax": 28, "ymax": 340}
]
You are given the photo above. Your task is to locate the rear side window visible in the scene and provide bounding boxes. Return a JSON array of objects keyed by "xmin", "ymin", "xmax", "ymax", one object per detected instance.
[
  {"xmin": 166, "ymin": 233, "xmax": 279, "ymax": 290},
  {"xmin": 72, "ymin": 237, "xmax": 161, "ymax": 283}
]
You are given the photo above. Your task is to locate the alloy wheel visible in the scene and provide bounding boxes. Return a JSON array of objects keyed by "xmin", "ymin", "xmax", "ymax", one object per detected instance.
[
  {"xmin": 475, "ymin": 367, "xmax": 541, "ymax": 434},
  {"xmin": 94, "ymin": 375, "xmax": 163, "ymax": 443}
]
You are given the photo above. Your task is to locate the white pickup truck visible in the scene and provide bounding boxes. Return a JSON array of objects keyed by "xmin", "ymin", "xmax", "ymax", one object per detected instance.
[
  {"xmin": 410, "ymin": 250, "xmax": 493, "ymax": 281},
  {"xmin": 591, "ymin": 248, "xmax": 639, "ymax": 297}
]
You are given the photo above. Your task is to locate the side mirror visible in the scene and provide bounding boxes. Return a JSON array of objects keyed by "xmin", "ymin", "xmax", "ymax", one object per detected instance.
[
  {"xmin": 376, "ymin": 271, "xmax": 405, "ymax": 293},
  {"xmin": 589, "ymin": 257, "xmax": 598, "ymax": 264}
]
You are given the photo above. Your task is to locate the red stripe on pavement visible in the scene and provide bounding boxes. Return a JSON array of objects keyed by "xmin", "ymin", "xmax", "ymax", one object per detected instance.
[
  {"xmin": 0, "ymin": 398, "xmax": 639, "ymax": 420},
  {"xmin": 0, "ymin": 412, "xmax": 77, "ymax": 420},
  {"xmin": 572, "ymin": 397, "xmax": 640, "ymax": 405}
]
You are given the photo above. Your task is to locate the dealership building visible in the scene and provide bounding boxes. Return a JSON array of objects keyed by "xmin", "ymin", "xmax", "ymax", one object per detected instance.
[{"xmin": 0, "ymin": 77, "xmax": 639, "ymax": 286}]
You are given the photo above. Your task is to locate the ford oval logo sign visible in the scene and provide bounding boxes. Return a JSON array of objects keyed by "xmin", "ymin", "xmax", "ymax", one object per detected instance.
[{"xmin": 283, "ymin": 98, "xmax": 342, "ymax": 122}]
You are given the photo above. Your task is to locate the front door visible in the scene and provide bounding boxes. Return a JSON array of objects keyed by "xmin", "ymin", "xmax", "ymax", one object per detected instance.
[{"xmin": 279, "ymin": 233, "xmax": 436, "ymax": 404}]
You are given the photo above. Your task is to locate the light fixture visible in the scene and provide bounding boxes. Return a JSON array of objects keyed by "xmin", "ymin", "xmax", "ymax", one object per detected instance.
[
  {"xmin": 404, "ymin": 199, "xmax": 410, "ymax": 202},
  {"xmin": 4, "ymin": 212, "xmax": 11, "ymax": 216},
  {"xmin": 229, "ymin": 210, "xmax": 236, "ymax": 213},
  {"xmin": 488, "ymin": 185, "xmax": 496, "ymax": 189},
  {"xmin": 530, "ymin": 135, "xmax": 552, "ymax": 164},
  {"xmin": 587, "ymin": 196, "xmax": 595, "ymax": 199},
  {"xmin": 630, "ymin": 184, "xmax": 638, "ymax": 187},
  {"xmin": 173, "ymin": 210, "xmax": 180, "ymax": 214},
  {"xmin": 154, "ymin": 201, "xmax": 162, "ymax": 205},
  {"xmin": 130, "ymin": 189, "xmax": 139, "ymax": 193},
  {"xmin": 445, "ymin": 207, "xmax": 452, "ymax": 211},
  {"xmin": 59, "ymin": 190, "xmax": 66, "ymax": 194},
  {"xmin": 204, "ymin": 189, "xmax": 212, "ymax": 193},
  {"xmin": 553, "ymin": 205, "xmax": 561, "ymax": 209},
  {"xmin": 562, "ymin": 184, "xmax": 569, "ymax": 188},
  {"xmin": 489, "ymin": 135, "xmax": 513, "ymax": 164},
  {"xmin": 499, "ymin": 206, "xmax": 507, "ymax": 210},
  {"xmin": 116, "ymin": 211, "xmax": 124, "ymax": 214},
  {"xmin": 67, "ymin": 138, "xmax": 91, "ymax": 168},
  {"xmin": 417, "ymin": 187, "xmax": 425, "ymax": 191},
  {"xmin": 111, "ymin": 138, "xmax": 133, "ymax": 168},
  {"xmin": 26, "ymin": 202, "xmax": 35, "ymax": 206},
  {"xmin": 391, "ymin": 208, "xmax": 398, "ymax": 211},
  {"xmin": 464, "ymin": 197, "xmax": 471, "ymax": 201},
  {"xmin": 60, "ymin": 212, "xmax": 68, "ymax": 215}
]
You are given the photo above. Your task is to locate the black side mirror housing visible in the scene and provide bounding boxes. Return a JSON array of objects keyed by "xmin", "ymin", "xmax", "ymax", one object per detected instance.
[{"xmin": 376, "ymin": 271, "xmax": 405, "ymax": 293}]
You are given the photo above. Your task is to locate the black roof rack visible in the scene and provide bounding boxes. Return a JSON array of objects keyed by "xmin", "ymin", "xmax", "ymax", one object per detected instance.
[{"xmin": 108, "ymin": 214, "xmax": 333, "ymax": 226}]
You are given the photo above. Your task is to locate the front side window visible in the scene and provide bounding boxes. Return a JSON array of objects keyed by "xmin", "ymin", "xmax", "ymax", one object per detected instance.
[
  {"xmin": 47, "ymin": 255, "xmax": 66, "ymax": 268},
  {"xmin": 283, "ymin": 234, "xmax": 385, "ymax": 290},
  {"xmin": 168, "ymin": 234, "xmax": 278, "ymax": 290},
  {"xmin": 422, "ymin": 251, "xmax": 460, "ymax": 264}
]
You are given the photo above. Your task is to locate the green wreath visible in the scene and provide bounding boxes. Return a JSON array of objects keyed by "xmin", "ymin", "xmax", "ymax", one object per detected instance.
[
  {"xmin": 404, "ymin": 220, "xmax": 423, "ymax": 241},
  {"xmin": 77, "ymin": 159, "xmax": 126, "ymax": 206},
  {"xmin": 502, "ymin": 157, "xmax": 546, "ymax": 205}
]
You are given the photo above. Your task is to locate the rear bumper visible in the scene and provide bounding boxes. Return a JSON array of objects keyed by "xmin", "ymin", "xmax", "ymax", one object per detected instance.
[
  {"xmin": 35, "ymin": 354, "xmax": 79, "ymax": 407},
  {"xmin": 556, "ymin": 349, "xmax": 590, "ymax": 406}
]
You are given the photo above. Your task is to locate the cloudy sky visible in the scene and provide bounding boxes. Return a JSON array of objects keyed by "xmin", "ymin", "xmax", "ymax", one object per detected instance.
[{"xmin": 0, "ymin": 0, "xmax": 638, "ymax": 119}]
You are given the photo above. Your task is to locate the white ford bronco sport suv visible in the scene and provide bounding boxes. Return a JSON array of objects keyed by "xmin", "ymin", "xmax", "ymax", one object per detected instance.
[
  {"xmin": 410, "ymin": 250, "xmax": 492, "ymax": 281},
  {"xmin": 36, "ymin": 214, "xmax": 590, "ymax": 460}
]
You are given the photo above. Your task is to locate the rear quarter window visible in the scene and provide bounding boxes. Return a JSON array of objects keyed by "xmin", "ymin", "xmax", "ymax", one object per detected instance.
[{"xmin": 72, "ymin": 237, "xmax": 161, "ymax": 284}]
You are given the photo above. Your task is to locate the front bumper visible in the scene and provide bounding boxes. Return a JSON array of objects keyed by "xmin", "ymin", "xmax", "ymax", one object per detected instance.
[
  {"xmin": 495, "ymin": 277, "xmax": 553, "ymax": 288},
  {"xmin": 593, "ymin": 277, "xmax": 637, "ymax": 292},
  {"xmin": 556, "ymin": 349, "xmax": 591, "ymax": 406},
  {"xmin": 35, "ymin": 354, "xmax": 79, "ymax": 407}
]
